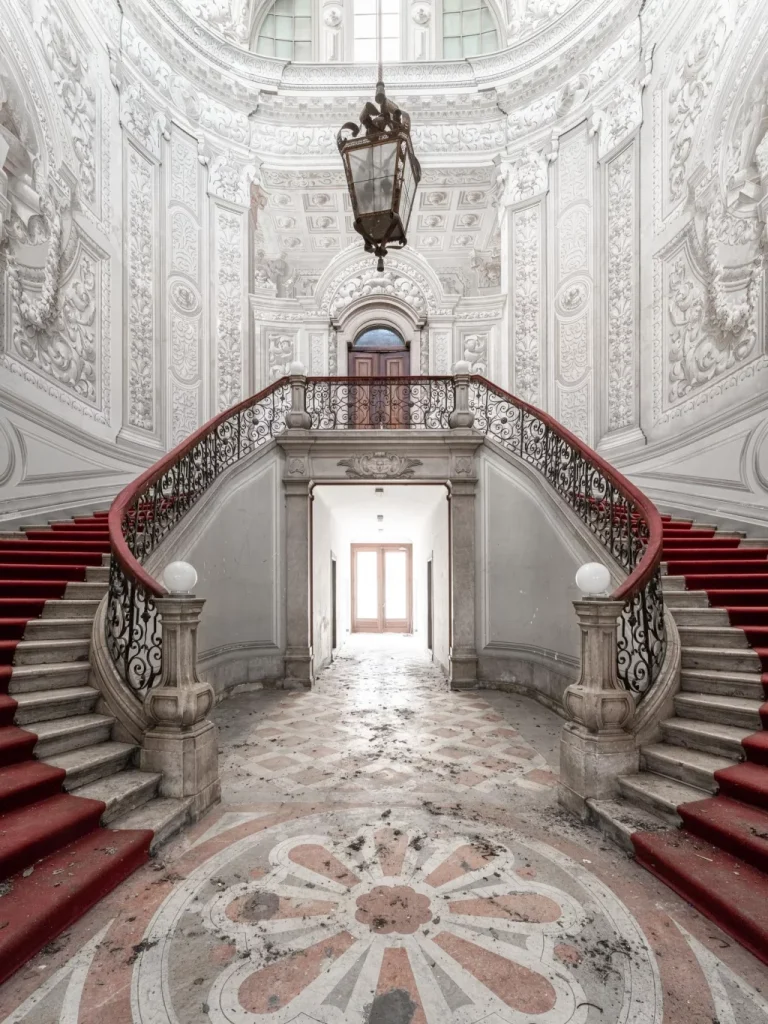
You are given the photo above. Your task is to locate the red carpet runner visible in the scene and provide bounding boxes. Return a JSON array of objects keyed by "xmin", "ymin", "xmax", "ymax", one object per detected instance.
[
  {"xmin": 632, "ymin": 517, "xmax": 768, "ymax": 965},
  {"xmin": 0, "ymin": 513, "xmax": 151, "ymax": 985}
]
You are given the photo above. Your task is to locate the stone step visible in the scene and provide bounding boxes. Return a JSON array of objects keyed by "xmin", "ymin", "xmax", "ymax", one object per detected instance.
[
  {"xmin": 85, "ymin": 566, "xmax": 109, "ymax": 583},
  {"xmin": 662, "ymin": 590, "xmax": 711, "ymax": 609},
  {"xmin": 31, "ymin": 713, "xmax": 114, "ymax": 758},
  {"xmin": 47, "ymin": 741, "xmax": 136, "ymax": 791},
  {"xmin": 76, "ymin": 769, "xmax": 161, "ymax": 825},
  {"xmin": 587, "ymin": 797, "xmax": 671, "ymax": 855},
  {"xmin": 23, "ymin": 617, "xmax": 93, "ymax": 640},
  {"xmin": 64, "ymin": 581, "xmax": 108, "ymax": 601},
  {"xmin": 8, "ymin": 661, "xmax": 90, "ymax": 694},
  {"xmin": 680, "ymin": 645, "xmax": 762, "ymax": 673},
  {"xmin": 674, "ymin": 692, "xmax": 763, "ymax": 730},
  {"xmin": 680, "ymin": 668, "xmax": 765, "ymax": 700},
  {"xmin": 113, "ymin": 797, "xmax": 191, "ymax": 853},
  {"xmin": 12, "ymin": 638, "xmax": 91, "ymax": 665},
  {"xmin": 662, "ymin": 576, "xmax": 688, "ymax": 592},
  {"xmin": 12, "ymin": 686, "xmax": 100, "ymax": 725},
  {"xmin": 677, "ymin": 625, "xmax": 750, "ymax": 649},
  {"xmin": 42, "ymin": 599, "xmax": 100, "ymax": 620},
  {"xmin": 665, "ymin": 607, "xmax": 730, "ymax": 627},
  {"xmin": 739, "ymin": 537, "xmax": 768, "ymax": 549},
  {"xmin": 640, "ymin": 742, "xmax": 732, "ymax": 793},
  {"xmin": 617, "ymin": 773, "xmax": 704, "ymax": 824},
  {"xmin": 661, "ymin": 716, "xmax": 750, "ymax": 760}
]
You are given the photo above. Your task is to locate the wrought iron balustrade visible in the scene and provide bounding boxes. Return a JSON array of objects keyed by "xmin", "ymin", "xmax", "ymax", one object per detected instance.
[
  {"xmin": 107, "ymin": 371, "xmax": 665, "ymax": 703},
  {"xmin": 106, "ymin": 382, "xmax": 291, "ymax": 694},
  {"xmin": 306, "ymin": 376, "xmax": 455, "ymax": 430},
  {"xmin": 468, "ymin": 378, "xmax": 665, "ymax": 697}
]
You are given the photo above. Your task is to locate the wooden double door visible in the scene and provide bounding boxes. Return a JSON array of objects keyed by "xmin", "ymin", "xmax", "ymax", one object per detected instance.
[
  {"xmin": 351, "ymin": 543, "xmax": 412, "ymax": 633},
  {"xmin": 348, "ymin": 350, "xmax": 409, "ymax": 377},
  {"xmin": 348, "ymin": 350, "xmax": 410, "ymax": 427}
]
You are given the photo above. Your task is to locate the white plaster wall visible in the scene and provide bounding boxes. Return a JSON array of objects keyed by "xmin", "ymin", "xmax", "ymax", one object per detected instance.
[
  {"xmin": 174, "ymin": 454, "xmax": 284, "ymax": 694},
  {"xmin": 312, "ymin": 490, "xmax": 333, "ymax": 674},
  {"xmin": 424, "ymin": 495, "xmax": 450, "ymax": 674},
  {"xmin": 476, "ymin": 449, "xmax": 586, "ymax": 710}
]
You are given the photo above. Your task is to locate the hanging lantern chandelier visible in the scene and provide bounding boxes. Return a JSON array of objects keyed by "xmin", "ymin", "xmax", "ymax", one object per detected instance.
[{"xmin": 336, "ymin": 1, "xmax": 421, "ymax": 272}]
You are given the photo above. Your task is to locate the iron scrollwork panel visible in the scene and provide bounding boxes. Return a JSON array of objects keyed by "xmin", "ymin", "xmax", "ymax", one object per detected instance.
[{"xmin": 106, "ymin": 384, "xmax": 290, "ymax": 696}]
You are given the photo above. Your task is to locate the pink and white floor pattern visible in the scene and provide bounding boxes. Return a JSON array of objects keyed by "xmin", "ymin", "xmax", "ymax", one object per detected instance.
[{"xmin": 1, "ymin": 636, "xmax": 768, "ymax": 1023}]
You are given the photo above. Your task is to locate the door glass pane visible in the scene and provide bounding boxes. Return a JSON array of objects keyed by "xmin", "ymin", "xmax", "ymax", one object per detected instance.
[
  {"xmin": 356, "ymin": 551, "xmax": 378, "ymax": 619},
  {"xmin": 384, "ymin": 550, "xmax": 407, "ymax": 621}
]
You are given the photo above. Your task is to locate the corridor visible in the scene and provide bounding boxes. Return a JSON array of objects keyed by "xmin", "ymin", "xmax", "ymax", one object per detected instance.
[{"xmin": 2, "ymin": 637, "xmax": 768, "ymax": 1023}]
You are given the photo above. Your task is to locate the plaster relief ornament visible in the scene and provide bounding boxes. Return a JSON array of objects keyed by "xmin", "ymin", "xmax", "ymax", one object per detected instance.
[
  {"xmin": 589, "ymin": 80, "xmax": 643, "ymax": 160},
  {"xmin": 454, "ymin": 234, "xmax": 474, "ymax": 247},
  {"xmin": 457, "ymin": 213, "xmax": 480, "ymax": 227},
  {"xmin": 186, "ymin": 0, "xmax": 249, "ymax": 42},
  {"xmin": 460, "ymin": 190, "xmax": 485, "ymax": 205},
  {"xmin": 121, "ymin": 82, "xmax": 169, "ymax": 158},
  {"xmin": 328, "ymin": 267, "xmax": 428, "ymax": 316},
  {"xmin": 423, "ymin": 213, "xmax": 443, "ymax": 228},
  {"xmin": 497, "ymin": 148, "xmax": 551, "ymax": 205},
  {"xmin": 338, "ymin": 452, "xmax": 424, "ymax": 477},
  {"xmin": 275, "ymin": 215, "xmax": 295, "ymax": 229},
  {"xmin": 463, "ymin": 333, "xmax": 488, "ymax": 374},
  {"xmin": 313, "ymin": 214, "xmax": 335, "ymax": 228},
  {"xmin": 37, "ymin": 5, "xmax": 97, "ymax": 206},
  {"xmin": 309, "ymin": 192, "xmax": 333, "ymax": 207},
  {"xmin": 667, "ymin": 12, "xmax": 729, "ymax": 203},
  {"xmin": 424, "ymin": 190, "xmax": 449, "ymax": 206},
  {"xmin": 268, "ymin": 332, "xmax": 295, "ymax": 380},
  {"xmin": 208, "ymin": 150, "xmax": 257, "ymax": 206},
  {"xmin": 323, "ymin": 6, "xmax": 342, "ymax": 26},
  {"xmin": 282, "ymin": 236, "xmax": 302, "ymax": 249},
  {"xmin": 422, "ymin": 235, "xmax": 440, "ymax": 247},
  {"xmin": 412, "ymin": 4, "xmax": 431, "ymax": 23}
]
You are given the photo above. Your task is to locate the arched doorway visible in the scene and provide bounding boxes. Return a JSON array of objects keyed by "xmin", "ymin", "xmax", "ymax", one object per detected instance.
[{"xmin": 348, "ymin": 326, "xmax": 410, "ymax": 377}]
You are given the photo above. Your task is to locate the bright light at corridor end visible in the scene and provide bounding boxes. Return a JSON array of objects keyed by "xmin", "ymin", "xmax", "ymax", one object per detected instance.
[
  {"xmin": 575, "ymin": 562, "xmax": 611, "ymax": 597},
  {"xmin": 162, "ymin": 561, "xmax": 198, "ymax": 595}
]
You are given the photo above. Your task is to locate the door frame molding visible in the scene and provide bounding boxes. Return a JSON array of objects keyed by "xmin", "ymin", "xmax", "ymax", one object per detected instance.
[{"xmin": 351, "ymin": 542, "xmax": 413, "ymax": 634}]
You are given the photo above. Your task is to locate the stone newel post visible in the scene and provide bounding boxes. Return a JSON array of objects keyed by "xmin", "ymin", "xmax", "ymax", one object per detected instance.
[
  {"xmin": 141, "ymin": 595, "xmax": 221, "ymax": 819},
  {"xmin": 558, "ymin": 598, "xmax": 638, "ymax": 818},
  {"xmin": 285, "ymin": 361, "xmax": 311, "ymax": 429},
  {"xmin": 449, "ymin": 360, "xmax": 475, "ymax": 429}
]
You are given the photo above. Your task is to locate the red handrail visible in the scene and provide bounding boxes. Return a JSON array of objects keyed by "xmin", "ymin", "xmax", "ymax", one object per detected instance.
[
  {"xmin": 474, "ymin": 377, "xmax": 663, "ymax": 603},
  {"xmin": 109, "ymin": 373, "xmax": 662, "ymax": 608},
  {"xmin": 108, "ymin": 379, "xmax": 287, "ymax": 599}
]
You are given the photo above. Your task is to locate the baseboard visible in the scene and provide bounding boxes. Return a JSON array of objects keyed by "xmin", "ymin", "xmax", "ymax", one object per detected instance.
[
  {"xmin": 477, "ymin": 642, "xmax": 577, "ymax": 715},
  {"xmin": 200, "ymin": 642, "xmax": 284, "ymax": 699}
]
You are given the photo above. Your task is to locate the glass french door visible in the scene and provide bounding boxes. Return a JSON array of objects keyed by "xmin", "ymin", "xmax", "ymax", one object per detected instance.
[{"xmin": 351, "ymin": 543, "xmax": 412, "ymax": 633}]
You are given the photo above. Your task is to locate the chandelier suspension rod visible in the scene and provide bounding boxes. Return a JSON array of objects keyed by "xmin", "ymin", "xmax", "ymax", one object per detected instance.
[{"xmin": 376, "ymin": 0, "xmax": 383, "ymax": 95}]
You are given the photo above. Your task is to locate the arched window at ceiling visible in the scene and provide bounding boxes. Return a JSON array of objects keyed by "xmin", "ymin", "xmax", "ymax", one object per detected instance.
[
  {"xmin": 253, "ymin": 0, "xmax": 500, "ymax": 62},
  {"xmin": 354, "ymin": 326, "xmax": 406, "ymax": 349},
  {"xmin": 353, "ymin": 0, "xmax": 400, "ymax": 62},
  {"xmin": 256, "ymin": 0, "xmax": 312, "ymax": 60},
  {"xmin": 443, "ymin": 0, "xmax": 498, "ymax": 58}
]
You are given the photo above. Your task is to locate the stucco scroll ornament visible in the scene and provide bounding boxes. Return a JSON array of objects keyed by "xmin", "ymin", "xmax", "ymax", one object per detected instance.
[
  {"xmin": 462, "ymin": 333, "xmax": 488, "ymax": 375},
  {"xmin": 3, "ymin": 190, "xmax": 63, "ymax": 332},
  {"xmin": 208, "ymin": 151, "xmax": 258, "ymax": 206},
  {"xmin": 703, "ymin": 197, "xmax": 763, "ymax": 341},
  {"xmin": 338, "ymin": 452, "xmax": 423, "ymax": 478},
  {"xmin": 667, "ymin": 13, "xmax": 729, "ymax": 203},
  {"xmin": 188, "ymin": 0, "xmax": 249, "ymax": 42},
  {"xmin": 36, "ymin": 4, "xmax": 97, "ymax": 205},
  {"xmin": 121, "ymin": 82, "xmax": 170, "ymax": 158},
  {"xmin": 496, "ymin": 148, "xmax": 551, "ymax": 207},
  {"xmin": 589, "ymin": 80, "xmax": 643, "ymax": 160}
]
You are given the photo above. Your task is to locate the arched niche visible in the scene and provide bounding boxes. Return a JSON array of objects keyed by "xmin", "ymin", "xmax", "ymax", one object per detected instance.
[{"xmin": 330, "ymin": 294, "xmax": 427, "ymax": 376}]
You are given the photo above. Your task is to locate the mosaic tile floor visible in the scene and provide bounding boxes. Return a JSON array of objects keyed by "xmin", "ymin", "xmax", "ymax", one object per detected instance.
[{"xmin": 2, "ymin": 635, "xmax": 768, "ymax": 1023}]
